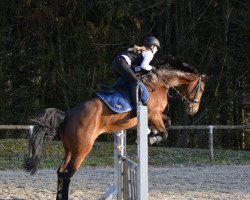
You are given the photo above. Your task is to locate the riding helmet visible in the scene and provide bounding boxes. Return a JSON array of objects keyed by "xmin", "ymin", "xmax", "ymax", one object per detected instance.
[{"xmin": 144, "ymin": 36, "xmax": 161, "ymax": 48}]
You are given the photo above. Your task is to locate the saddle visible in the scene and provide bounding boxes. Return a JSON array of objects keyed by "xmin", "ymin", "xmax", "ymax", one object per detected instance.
[{"xmin": 97, "ymin": 78, "xmax": 149, "ymax": 113}]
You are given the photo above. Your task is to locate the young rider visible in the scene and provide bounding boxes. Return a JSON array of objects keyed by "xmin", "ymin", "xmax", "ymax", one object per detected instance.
[{"xmin": 111, "ymin": 36, "xmax": 160, "ymax": 115}]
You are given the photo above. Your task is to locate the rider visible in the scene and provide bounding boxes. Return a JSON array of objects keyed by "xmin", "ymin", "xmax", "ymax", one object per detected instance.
[{"xmin": 111, "ymin": 36, "xmax": 160, "ymax": 115}]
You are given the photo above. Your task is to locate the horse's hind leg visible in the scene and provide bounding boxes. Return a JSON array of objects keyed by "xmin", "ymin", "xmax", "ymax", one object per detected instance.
[
  {"xmin": 57, "ymin": 170, "xmax": 71, "ymax": 200},
  {"xmin": 56, "ymin": 100, "xmax": 103, "ymax": 199},
  {"xmin": 56, "ymin": 151, "xmax": 71, "ymax": 200},
  {"xmin": 56, "ymin": 143, "xmax": 94, "ymax": 200}
]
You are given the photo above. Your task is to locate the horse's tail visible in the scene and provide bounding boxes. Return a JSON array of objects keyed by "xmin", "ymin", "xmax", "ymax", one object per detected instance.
[{"xmin": 24, "ymin": 108, "xmax": 65, "ymax": 175}]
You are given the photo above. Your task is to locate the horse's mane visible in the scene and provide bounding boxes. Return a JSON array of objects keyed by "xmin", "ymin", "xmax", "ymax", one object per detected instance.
[
  {"xmin": 140, "ymin": 55, "xmax": 199, "ymax": 83},
  {"xmin": 156, "ymin": 55, "xmax": 199, "ymax": 75}
]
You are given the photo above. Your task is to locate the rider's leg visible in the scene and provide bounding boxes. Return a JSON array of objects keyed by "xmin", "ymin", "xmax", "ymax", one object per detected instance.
[
  {"xmin": 111, "ymin": 57, "xmax": 140, "ymax": 115},
  {"xmin": 111, "ymin": 57, "xmax": 138, "ymax": 83},
  {"xmin": 130, "ymin": 82, "xmax": 140, "ymax": 114}
]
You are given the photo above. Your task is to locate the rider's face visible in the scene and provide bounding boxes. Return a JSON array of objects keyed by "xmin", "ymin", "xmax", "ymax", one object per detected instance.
[{"xmin": 151, "ymin": 45, "xmax": 158, "ymax": 54}]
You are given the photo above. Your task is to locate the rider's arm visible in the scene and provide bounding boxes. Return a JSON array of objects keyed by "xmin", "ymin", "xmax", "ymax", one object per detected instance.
[{"xmin": 140, "ymin": 50, "xmax": 154, "ymax": 71}]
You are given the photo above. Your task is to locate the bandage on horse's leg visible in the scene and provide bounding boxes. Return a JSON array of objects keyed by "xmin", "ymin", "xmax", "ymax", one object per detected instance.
[
  {"xmin": 56, "ymin": 171, "xmax": 71, "ymax": 200},
  {"xmin": 56, "ymin": 152, "xmax": 71, "ymax": 200}
]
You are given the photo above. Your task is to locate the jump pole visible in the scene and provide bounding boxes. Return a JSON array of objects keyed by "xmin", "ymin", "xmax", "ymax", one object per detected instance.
[
  {"xmin": 99, "ymin": 104, "xmax": 149, "ymax": 200},
  {"xmin": 136, "ymin": 104, "xmax": 149, "ymax": 200}
]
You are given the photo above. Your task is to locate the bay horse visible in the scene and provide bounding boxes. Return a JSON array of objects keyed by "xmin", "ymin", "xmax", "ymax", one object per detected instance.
[{"xmin": 24, "ymin": 60, "xmax": 209, "ymax": 200}]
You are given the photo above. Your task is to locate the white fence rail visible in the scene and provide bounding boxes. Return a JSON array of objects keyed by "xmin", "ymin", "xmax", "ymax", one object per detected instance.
[{"xmin": 0, "ymin": 125, "xmax": 34, "ymax": 130}]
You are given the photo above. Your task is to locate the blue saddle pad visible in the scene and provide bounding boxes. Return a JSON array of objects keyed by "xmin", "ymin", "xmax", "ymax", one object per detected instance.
[{"xmin": 97, "ymin": 82, "xmax": 149, "ymax": 113}]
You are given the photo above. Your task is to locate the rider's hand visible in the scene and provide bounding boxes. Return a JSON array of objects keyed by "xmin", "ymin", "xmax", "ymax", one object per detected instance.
[{"xmin": 151, "ymin": 66, "xmax": 157, "ymax": 72}]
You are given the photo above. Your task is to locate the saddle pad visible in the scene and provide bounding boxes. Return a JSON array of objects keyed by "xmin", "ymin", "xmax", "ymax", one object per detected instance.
[{"xmin": 97, "ymin": 82, "xmax": 149, "ymax": 113}]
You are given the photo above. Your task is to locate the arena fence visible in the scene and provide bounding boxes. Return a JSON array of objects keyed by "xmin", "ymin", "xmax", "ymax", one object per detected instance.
[
  {"xmin": 169, "ymin": 125, "xmax": 250, "ymax": 161},
  {"xmin": 0, "ymin": 124, "xmax": 249, "ymax": 163},
  {"xmin": 1, "ymin": 120, "xmax": 249, "ymax": 199}
]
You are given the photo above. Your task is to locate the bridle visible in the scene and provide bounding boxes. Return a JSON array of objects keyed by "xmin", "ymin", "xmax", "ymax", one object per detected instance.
[
  {"xmin": 153, "ymin": 71, "xmax": 205, "ymax": 107},
  {"xmin": 187, "ymin": 76, "xmax": 204, "ymax": 104}
]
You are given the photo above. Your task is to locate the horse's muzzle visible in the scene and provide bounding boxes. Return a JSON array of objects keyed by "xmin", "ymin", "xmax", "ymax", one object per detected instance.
[
  {"xmin": 186, "ymin": 104, "xmax": 199, "ymax": 116},
  {"xmin": 187, "ymin": 109, "xmax": 197, "ymax": 116}
]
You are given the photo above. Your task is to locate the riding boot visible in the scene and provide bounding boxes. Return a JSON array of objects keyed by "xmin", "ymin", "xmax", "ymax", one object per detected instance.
[
  {"xmin": 130, "ymin": 82, "xmax": 139, "ymax": 116},
  {"xmin": 56, "ymin": 171, "xmax": 71, "ymax": 200}
]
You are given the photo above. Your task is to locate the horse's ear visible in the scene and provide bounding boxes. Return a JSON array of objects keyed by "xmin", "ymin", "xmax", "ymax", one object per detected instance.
[{"xmin": 201, "ymin": 74, "xmax": 209, "ymax": 82}]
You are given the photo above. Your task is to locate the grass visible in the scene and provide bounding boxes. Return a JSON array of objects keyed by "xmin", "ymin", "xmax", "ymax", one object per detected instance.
[{"xmin": 0, "ymin": 139, "xmax": 249, "ymax": 170}]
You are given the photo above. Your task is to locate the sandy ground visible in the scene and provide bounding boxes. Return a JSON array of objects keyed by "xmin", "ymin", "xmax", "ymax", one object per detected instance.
[{"xmin": 0, "ymin": 165, "xmax": 249, "ymax": 200}]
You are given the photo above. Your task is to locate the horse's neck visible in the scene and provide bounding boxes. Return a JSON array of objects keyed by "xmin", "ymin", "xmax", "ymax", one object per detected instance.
[
  {"xmin": 163, "ymin": 71, "xmax": 197, "ymax": 87},
  {"xmin": 141, "ymin": 70, "xmax": 197, "ymax": 89}
]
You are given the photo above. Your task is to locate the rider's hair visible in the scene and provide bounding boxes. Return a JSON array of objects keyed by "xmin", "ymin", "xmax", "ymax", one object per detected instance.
[{"xmin": 127, "ymin": 45, "xmax": 147, "ymax": 54}]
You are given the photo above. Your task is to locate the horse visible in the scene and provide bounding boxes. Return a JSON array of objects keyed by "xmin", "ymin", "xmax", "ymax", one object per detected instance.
[{"xmin": 24, "ymin": 59, "xmax": 209, "ymax": 200}]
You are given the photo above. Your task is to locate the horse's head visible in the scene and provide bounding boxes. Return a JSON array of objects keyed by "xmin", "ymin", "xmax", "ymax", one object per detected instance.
[
  {"xmin": 179, "ymin": 74, "xmax": 209, "ymax": 115},
  {"xmin": 155, "ymin": 56, "xmax": 209, "ymax": 116}
]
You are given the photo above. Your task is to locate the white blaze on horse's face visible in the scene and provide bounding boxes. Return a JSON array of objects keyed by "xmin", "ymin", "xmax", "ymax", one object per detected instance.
[{"xmin": 183, "ymin": 75, "xmax": 209, "ymax": 116}]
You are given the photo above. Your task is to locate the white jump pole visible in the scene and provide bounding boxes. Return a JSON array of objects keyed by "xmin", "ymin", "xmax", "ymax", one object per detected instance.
[
  {"xmin": 137, "ymin": 104, "xmax": 148, "ymax": 200},
  {"xmin": 99, "ymin": 104, "xmax": 149, "ymax": 200}
]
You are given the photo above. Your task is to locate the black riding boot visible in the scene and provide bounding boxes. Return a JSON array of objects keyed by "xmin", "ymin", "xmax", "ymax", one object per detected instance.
[
  {"xmin": 130, "ymin": 82, "xmax": 139, "ymax": 116},
  {"xmin": 56, "ymin": 171, "xmax": 71, "ymax": 200}
]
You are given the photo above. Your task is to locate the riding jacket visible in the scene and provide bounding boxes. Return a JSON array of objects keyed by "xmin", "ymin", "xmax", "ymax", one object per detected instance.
[{"xmin": 120, "ymin": 50, "xmax": 154, "ymax": 72}]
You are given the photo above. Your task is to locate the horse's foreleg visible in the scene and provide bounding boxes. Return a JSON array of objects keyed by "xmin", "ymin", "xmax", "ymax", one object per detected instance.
[
  {"xmin": 150, "ymin": 114, "xmax": 171, "ymax": 134},
  {"xmin": 149, "ymin": 114, "xmax": 168, "ymax": 134},
  {"xmin": 148, "ymin": 114, "xmax": 169, "ymax": 144},
  {"xmin": 162, "ymin": 114, "xmax": 171, "ymax": 128}
]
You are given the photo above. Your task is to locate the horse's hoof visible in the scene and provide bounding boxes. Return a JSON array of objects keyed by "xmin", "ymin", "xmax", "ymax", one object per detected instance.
[
  {"xmin": 149, "ymin": 136, "xmax": 163, "ymax": 145},
  {"xmin": 149, "ymin": 137, "xmax": 155, "ymax": 145},
  {"xmin": 162, "ymin": 133, "xmax": 168, "ymax": 141},
  {"xmin": 150, "ymin": 127, "xmax": 158, "ymax": 135}
]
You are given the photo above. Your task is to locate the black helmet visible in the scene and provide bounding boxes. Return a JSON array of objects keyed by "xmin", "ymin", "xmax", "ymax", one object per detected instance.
[{"xmin": 144, "ymin": 36, "xmax": 161, "ymax": 48}]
